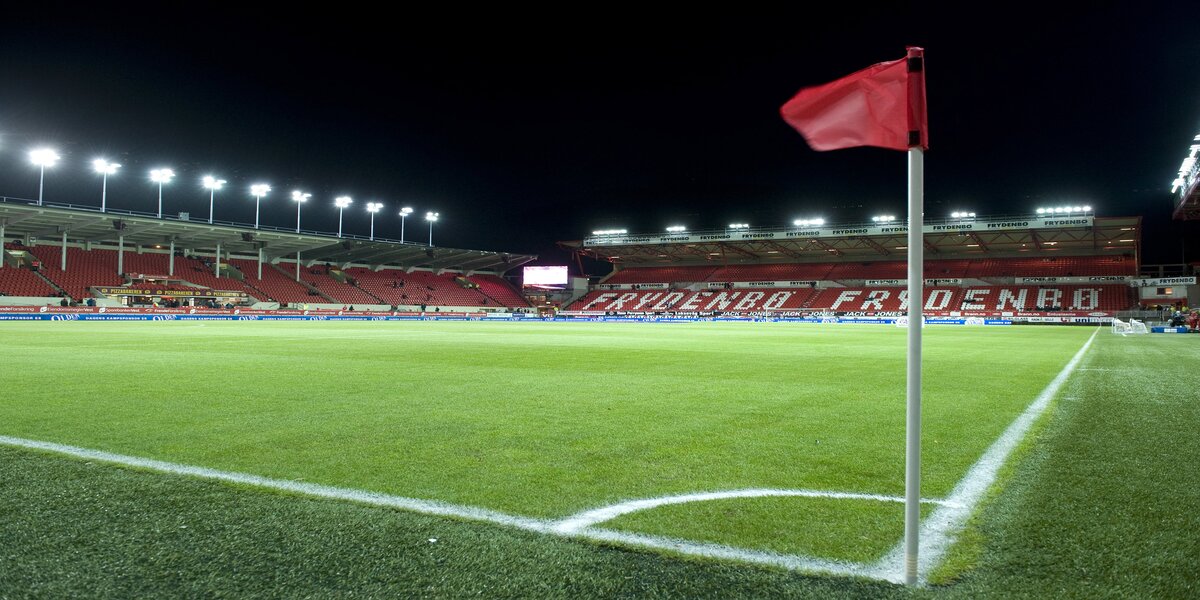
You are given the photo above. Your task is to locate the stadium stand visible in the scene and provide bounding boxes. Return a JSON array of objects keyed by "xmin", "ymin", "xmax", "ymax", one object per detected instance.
[
  {"xmin": 569, "ymin": 284, "xmax": 1132, "ymax": 313},
  {"xmin": 605, "ymin": 266, "xmax": 719, "ymax": 284},
  {"xmin": 603, "ymin": 256, "xmax": 1137, "ymax": 285},
  {"xmin": 0, "ymin": 266, "xmax": 59, "ymax": 297},
  {"xmin": 172, "ymin": 256, "xmax": 265, "ymax": 300},
  {"xmin": 469, "ymin": 274, "xmax": 531, "ymax": 308},
  {"xmin": 344, "ymin": 268, "xmax": 496, "ymax": 307},
  {"xmin": 228, "ymin": 259, "xmax": 320, "ymax": 304},
  {"xmin": 28, "ymin": 246, "xmax": 126, "ymax": 300},
  {"xmin": 292, "ymin": 265, "xmax": 380, "ymax": 305},
  {"xmin": 708, "ymin": 263, "xmax": 837, "ymax": 282}
]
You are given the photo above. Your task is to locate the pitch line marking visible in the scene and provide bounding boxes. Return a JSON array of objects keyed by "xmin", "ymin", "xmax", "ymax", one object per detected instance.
[
  {"xmin": 553, "ymin": 488, "xmax": 957, "ymax": 534},
  {"xmin": 866, "ymin": 327, "xmax": 1100, "ymax": 584},
  {"xmin": 0, "ymin": 435, "xmax": 884, "ymax": 580},
  {"xmin": 0, "ymin": 327, "xmax": 1099, "ymax": 585}
]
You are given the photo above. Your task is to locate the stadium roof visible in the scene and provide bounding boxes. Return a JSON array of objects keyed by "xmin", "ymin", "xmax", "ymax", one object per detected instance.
[
  {"xmin": 0, "ymin": 198, "xmax": 536, "ymax": 273},
  {"xmin": 561, "ymin": 214, "xmax": 1141, "ymax": 266},
  {"xmin": 1170, "ymin": 133, "xmax": 1200, "ymax": 221}
]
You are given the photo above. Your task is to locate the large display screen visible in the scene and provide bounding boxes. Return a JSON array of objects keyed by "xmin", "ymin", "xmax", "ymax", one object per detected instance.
[{"xmin": 523, "ymin": 266, "xmax": 569, "ymax": 289}]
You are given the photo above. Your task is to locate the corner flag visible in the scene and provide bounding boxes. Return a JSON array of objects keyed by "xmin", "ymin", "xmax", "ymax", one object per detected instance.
[{"xmin": 780, "ymin": 46, "xmax": 928, "ymax": 586}]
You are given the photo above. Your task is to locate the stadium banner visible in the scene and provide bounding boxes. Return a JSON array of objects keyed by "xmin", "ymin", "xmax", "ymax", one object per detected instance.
[
  {"xmin": 702, "ymin": 281, "xmax": 822, "ymax": 289},
  {"xmin": 93, "ymin": 287, "xmax": 250, "ymax": 298},
  {"xmin": 1128, "ymin": 276, "xmax": 1196, "ymax": 287},
  {"xmin": 597, "ymin": 283, "xmax": 670, "ymax": 290},
  {"xmin": 1016, "ymin": 276, "xmax": 1130, "ymax": 284},
  {"xmin": 582, "ymin": 216, "xmax": 1095, "ymax": 247}
]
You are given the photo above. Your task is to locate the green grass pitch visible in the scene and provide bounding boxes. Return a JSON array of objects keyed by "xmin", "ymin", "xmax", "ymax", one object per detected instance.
[
  {"xmin": 3, "ymin": 321, "xmax": 1199, "ymax": 597},
  {"xmin": 0, "ymin": 321, "xmax": 1092, "ymax": 564}
]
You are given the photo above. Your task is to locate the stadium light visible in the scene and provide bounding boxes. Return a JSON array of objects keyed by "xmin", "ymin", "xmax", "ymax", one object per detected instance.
[
  {"xmin": 335, "ymin": 196, "xmax": 354, "ymax": 237},
  {"xmin": 150, "ymin": 168, "xmax": 175, "ymax": 218},
  {"xmin": 426, "ymin": 211, "xmax": 439, "ymax": 246},
  {"xmin": 202, "ymin": 175, "xmax": 226, "ymax": 224},
  {"xmin": 29, "ymin": 148, "xmax": 60, "ymax": 205},
  {"xmin": 250, "ymin": 183, "xmax": 271, "ymax": 229},
  {"xmin": 291, "ymin": 190, "xmax": 311, "ymax": 233},
  {"xmin": 728, "ymin": 223, "xmax": 750, "ymax": 230},
  {"xmin": 793, "ymin": 218, "xmax": 825, "ymax": 227},
  {"xmin": 1035, "ymin": 205, "xmax": 1093, "ymax": 216},
  {"xmin": 366, "ymin": 201, "xmax": 383, "ymax": 240},
  {"xmin": 591, "ymin": 229, "xmax": 627, "ymax": 236},
  {"xmin": 872, "ymin": 215, "xmax": 896, "ymax": 223},
  {"xmin": 399, "ymin": 206, "xmax": 414, "ymax": 243},
  {"xmin": 91, "ymin": 159, "xmax": 121, "ymax": 213},
  {"xmin": 949, "ymin": 211, "xmax": 976, "ymax": 219},
  {"xmin": 665, "ymin": 225, "xmax": 687, "ymax": 233}
]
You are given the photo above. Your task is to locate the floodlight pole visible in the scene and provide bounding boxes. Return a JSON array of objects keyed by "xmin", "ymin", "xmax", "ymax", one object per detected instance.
[
  {"xmin": 255, "ymin": 195, "xmax": 263, "ymax": 229},
  {"xmin": 400, "ymin": 214, "xmax": 407, "ymax": 243},
  {"xmin": 100, "ymin": 171, "xmax": 110, "ymax": 213},
  {"xmin": 38, "ymin": 165, "xmax": 46, "ymax": 206},
  {"xmin": 903, "ymin": 146, "xmax": 924, "ymax": 586},
  {"xmin": 157, "ymin": 182, "xmax": 165, "ymax": 218}
]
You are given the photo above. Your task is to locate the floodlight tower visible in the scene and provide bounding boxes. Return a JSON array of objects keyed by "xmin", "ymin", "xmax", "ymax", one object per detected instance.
[
  {"xmin": 334, "ymin": 196, "xmax": 354, "ymax": 237},
  {"xmin": 291, "ymin": 190, "xmax": 311, "ymax": 232},
  {"xmin": 202, "ymin": 175, "xmax": 227, "ymax": 224},
  {"xmin": 426, "ymin": 211, "xmax": 439, "ymax": 246},
  {"xmin": 150, "ymin": 168, "xmax": 175, "ymax": 218},
  {"xmin": 366, "ymin": 201, "xmax": 383, "ymax": 240},
  {"xmin": 250, "ymin": 183, "xmax": 271, "ymax": 229},
  {"xmin": 399, "ymin": 206, "xmax": 414, "ymax": 243},
  {"xmin": 29, "ymin": 148, "xmax": 60, "ymax": 205},
  {"xmin": 93, "ymin": 159, "xmax": 122, "ymax": 213}
]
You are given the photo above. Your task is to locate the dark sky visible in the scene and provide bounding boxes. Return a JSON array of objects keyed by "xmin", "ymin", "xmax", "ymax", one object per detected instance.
[{"xmin": 2, "ymin": 7, "xmax": 1199, "ymax": 271}]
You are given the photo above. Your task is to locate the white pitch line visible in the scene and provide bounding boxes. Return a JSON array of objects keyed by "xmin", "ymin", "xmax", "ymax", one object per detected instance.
[
  {"xmin": 553, "ymin": 488, "xmax": 957, "ymax": 534},
  {"xmin": 0, "ymin": 328, "xmax": 1098, "ymax": 585},
  {"xmin": 0, "ymin": 434, "xmax": 550, "ymax": 532},
  {"xmin": 0, "ymin": 435, "xmax": 877, "ymax": 578},
  {"xmin": 866, "ymin": 327, "xmax": 1100, "ymax": 584}
]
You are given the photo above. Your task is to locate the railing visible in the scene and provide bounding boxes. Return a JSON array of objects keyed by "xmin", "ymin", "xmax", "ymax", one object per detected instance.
[{"xmin": 0, "ymin": 195, "xmax": 427, "ymax": 247}]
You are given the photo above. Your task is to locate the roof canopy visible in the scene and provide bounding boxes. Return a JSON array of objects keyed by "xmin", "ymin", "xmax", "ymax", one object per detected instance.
[
  {"xmin": 0, "ymin": 199, "xmax": 535, "ymax": 274},
  {"xmin": 561, "ymin": 215, "xmax": 1140, "ymax": 265}
]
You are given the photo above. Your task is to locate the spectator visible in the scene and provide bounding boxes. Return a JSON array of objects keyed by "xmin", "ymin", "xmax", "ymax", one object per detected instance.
[{"xmin": 59, "ymin": 297, "xmax": 68, "ymax": 307}]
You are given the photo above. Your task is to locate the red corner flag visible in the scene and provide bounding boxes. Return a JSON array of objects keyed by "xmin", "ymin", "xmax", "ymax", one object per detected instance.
[{"xmin": 781, "ymin": 47, "xmax": 927, "ymax": 152}]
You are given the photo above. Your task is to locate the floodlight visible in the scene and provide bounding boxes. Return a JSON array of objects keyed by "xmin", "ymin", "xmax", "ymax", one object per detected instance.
[
  {"xmin": 29, "ymin": 148, "xmax": 60, "ymax": 167},
  {"xmin": 291, "ymin": 190, "xmax": 311, "ymax": 233},
  {"xmin": 150, "ymin": 168, "xmax": 176, "ymax": 218},
  {"xmin": 250, "ymin": 184, "xmax": 271, "ymax": 229},
  {"xmin": 202, "ymin": 175, "xmax": 226, "ymax": 223},
  {"xmin": 93, "ymin": 158, "xmax": 121, "ymax": 175},
  {"xmin": 90, "ymin": 159, "xmax": 122, "ymax": 212},
  {"xmin": 399, "ymin": 206, "xmax": 415, "ymax": 242},
  {"xmin": 365, "ymin": 201, "xmax": 383, "ymax": 240}
]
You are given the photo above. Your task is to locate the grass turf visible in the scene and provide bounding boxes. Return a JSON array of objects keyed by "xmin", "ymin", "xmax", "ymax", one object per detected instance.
[
  {"xmin": 0, "ymin": 324, "xmax": 1197, "ymax": 596},
  {"xmin": 0, "ymin": 321, "xmax": 1092, "ymax": 563}
]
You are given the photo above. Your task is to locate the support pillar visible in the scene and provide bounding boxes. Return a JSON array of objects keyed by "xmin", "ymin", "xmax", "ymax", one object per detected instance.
[
  {"xmin": 215, "ymin": 242, "xmax": 221, "ymax": 279},
  {"xmin": 169, "ymin": 240, "xmax": 175, "ymax": 276}
]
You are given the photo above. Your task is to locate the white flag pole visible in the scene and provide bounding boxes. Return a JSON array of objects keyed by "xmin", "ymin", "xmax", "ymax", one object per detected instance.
[{"xmin": 904, "ymin": 145, "xmax": 924, "ymax": 585}]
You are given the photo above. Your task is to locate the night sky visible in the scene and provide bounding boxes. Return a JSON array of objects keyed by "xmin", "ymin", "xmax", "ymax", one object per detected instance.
[{"xmin": 2, "ymin": 7, "xmax": 1199, "ymax": 272}]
